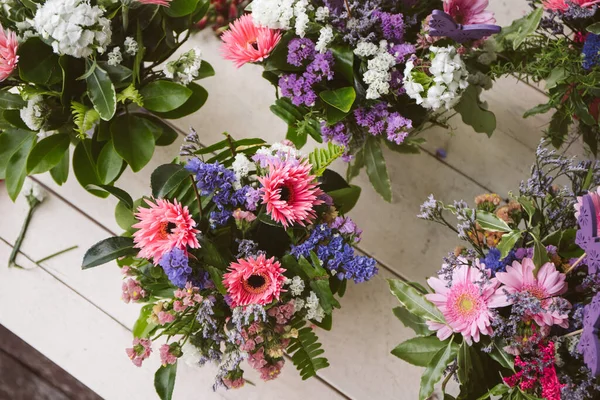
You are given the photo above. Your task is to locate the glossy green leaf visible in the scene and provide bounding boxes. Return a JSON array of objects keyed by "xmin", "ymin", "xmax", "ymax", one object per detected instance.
[
  {"xmin": 392, "ymin": 306, "xmax": 432, "ymax": 336},
  {"xmin": 388, "ymin": 279, "xmax": 445, "ymax": 323},
  {"xmin": 86, "ymin": 185, "xmax": 133, "ymax": 209},
  {"xmin": 50, "ymin": 148, "xmax": 69, "ymax": 186},
  {"xmin": 140, "ymin": 80, "xmax": 192, "ymax": 113},
  {"xmin": 420, "ymin": 338, "xmax": 457, "ymax": 400},
  {"xmin": 346, "ymin": 147, "xmax": 364, "ymax": 182},
  {"xmin": 330, "ymin": 44, "xmax": 354, "ymax": 83},
  {"xmin": 476, "ymin": 210, "xmax": 512, "ymax": 232},
  {"xmin": 328, "ymin": 185, "xmax": 361, "ymax": 214},
  {"xmin": 0, "ymin": 91, "xmax": 26, "ymax": 109},
  {"xmin": 152, "ymin": 83, "xmax": 208, "ymax": 120},
  {"xmin": 523, "ymin": 102, "xmax": 553, "ymax": 118},
  {"xmin": 588, "ymin": 22, "xmax": 600, "ymax": 34},
  {"xmin": 455, "ymin": 86, "xmax": 496, "ymax": 137},
  {"xmin": 82, "ymin": 236, "xmax": 137, "ymax": 269},
  {"xmin": 154, "ymin": 363, "xmax": 177, "ymax": 400},
  {"xmin": 111, "ymin": 115, "xmax": 155, "ymax": 172},
  {"xmin": 73, "ymin": 140, "xmax": 108, "ymax": 198},
  {"xmin": 476, "ymin": 383, "xmax": 510, "ymax": 400},
  {"xmin": 133, "ymin": 304, "xmax": 157, "ymax": 338},
  {"xmin": 0, "ymin": 129, "xmax": 36, "ymax": 179},
  {"xmin": 497, "ymin": 230, "xmax": 522, "ymax": 259},
  {"xmin": 86, "ymin": 62, "xmax": 117, "ymax": 121},
  {"xmin": 26, "ymin": 134, "xmax": 70, "ymax": 174},
  {"xmin": 364, "ymin": 137, "xmax": 392, "ymax": 202},
  {"xmin": 18, "ymin": 38, "xmax": 62, "ymax": 85},
  {"xmin": 97, "ymin": 140, "xmax": 124, "ymax": 184},
  {"xmin": 6, "ymin": 135, "xmax": 36, "ymax": 201},
  {"xmin": 533, "ymin": 238, "xmax": 549, "ymax": 270},
  {"xmin": 196, "ymin": 61, "xmax": 215, "ymax": 80},
  {"xmin": 310, "ymin": 279, "xmax": 340, "ymax": 314},
  {"xmin": 545, "ymin": 67, "xmax": 566, "ymax": 90},
  {"xmin": 457, "ymin": 341, "xmax": 486, "ymax": 399},
  {"xmin": 207, "ymin": 266, "xmax": 227, "ymax": 295},
  {"xmin": 513, "ymin": 7, "xmax": 543, "ymax": 50},
  {"xmin": 489, "ymin": 343, "xmax": 514, "ymax": 371},
  {"xmin": 319, "ymin": 87, "xmax": 356, "ymax": 113},
  {"xmin": 392, "ymin": 336, "xmax": 452, "ymax": 367},
  {"xmin": 151, "ymin": 164, "xmax": 191, "ymax": 199},
  {"xmin": 165, "ymin": 0, "xmax": 200, "ymax": 17}
]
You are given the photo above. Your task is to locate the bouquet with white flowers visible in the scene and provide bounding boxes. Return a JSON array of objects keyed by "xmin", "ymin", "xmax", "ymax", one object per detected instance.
[{"xmin": 0, "ymin": 0, "xmax": 212, "ymax": 200}]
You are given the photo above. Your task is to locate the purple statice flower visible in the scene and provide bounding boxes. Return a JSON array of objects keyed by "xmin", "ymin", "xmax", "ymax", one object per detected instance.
[
  {"xmin": 583, "ymin": 33, "xmax": 600, "ymax": 70},
  {"xmin": 386, "ymin": 112, "xmax": 412, "ymax": 144},
  {"xmin": 331, "ymin": 216, "xmax": 362, "ymax": 241},
  {"xmin": 354, "ymin": 103, "xmax": 412, "ymax": 145},
  {"xmin": 236, "ymin": 239, "xmax": 265, "ymax": 258},
  {"xmin": 514, "ymin": 247, "xmax": 534, "ymax": 260},
  {"xmin": 209, "ymin": 209, "xmax": 232, "ymax": 229},
  {"xmin": 322, "ymin": 122, "xmax": 351, "ymax": 147},
  {"xmin": 389, "ymin": 69, "xmax": 405, "ymax": 95},
  {"xmin": 480, "ymin": 247, "xmax": 516, "ymax": 275},
  {"xmin": 159, "ymin": 247, "xmax": 192, "ymax": 288},
  {"xmin": 245, "ymin": 187, "xmax": 261, "ymax": 211},
  {"xmin": 287, "ymin": 38, "xmax": 316, "ymax": 67},
  {"xmin": 306, "ymin": 51, "xmax": 335, "ymax": 81},
  {"xmin": 389, "ymin": 43, "xmax": 415, "ymax": 63},
  {"xmin": 373, "ymin": 11, "xmax": 404, "ymax": 42},
  {"xmin": 279, "ymin": 73, "xmax": 318, "ymax": 106},
  {"xmin": 186, "ymin": 159, "xmax": 236, "ymax": 197}
]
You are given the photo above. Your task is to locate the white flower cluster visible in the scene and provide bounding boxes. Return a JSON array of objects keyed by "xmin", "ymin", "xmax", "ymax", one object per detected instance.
[
  {"xmin": 304, "ymin": 291, "xmax": 325, "ymax": 322},
  {"xmin": 22, "ymin": 178, "xmax": 46, "ymax": 203},
  {"xmin": 294, "ymin": 0, "xmax": 309, "ymax": 37},
  {"xmin": 107, "ymin": 47, "xmax": 122, "ymax": 66},
  {"xmin": 20, "ymin": 95, "xmax": 46, "ymax": 132},
  {"xmin": 315, "ymin": 25, "xmax": 334, "ymax": 53},
  {"xmin": 354, "ymin": 40, "xmax": 378, "ymax": 57},
  {"xmin": 315, "ymin": 6, "xmax": 329, "ymax": 22},
  {"xmin": 124, "ymin": 36, "xmax": 138, "ymax": 56},
  {"xmin": 231, "ymin": 153, "xmax": 253, "ymax": 189},
  {"xmin": 362, "ymin": 41, "xmax": 396, "ymax": 100},
  {"xmin": 403, "ymin": 46, "xmax": 469, "ymax": 110},
  {"xmin": 32, "ymin": 0, "xmax": 112, "ymax": 58},
  {"xmin": 163, "ymin": 47, "xmax": 203, "ymax": 86},
  {"xmin": 285, "ymin": 276, "xmax": 305, "ymax": 296},
  {"xmin": 251, "ymin": 0, "xmax": 296, "ymax": 30}
]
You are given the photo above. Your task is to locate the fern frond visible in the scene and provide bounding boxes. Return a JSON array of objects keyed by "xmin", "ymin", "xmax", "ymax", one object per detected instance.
[
  {"xmin": 287, "ymin": 318, "xmax": 330, "ymax": 380},
  {"xmin": 71, "ymin": 101, "xmax": 100, "ymax": 135},
  {"xmin": 308, "ymin": 142, "xmax": 344, "ymax": 177},
  {"xmin": 117, "ymin": 84, "xmax": 144, "ymax": 106}
]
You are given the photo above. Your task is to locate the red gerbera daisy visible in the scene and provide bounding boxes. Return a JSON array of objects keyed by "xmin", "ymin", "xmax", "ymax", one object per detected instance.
[
  {"xmin": 132, "ymin": 198, "xmax": 200, "ymax": 263},
  {"xmin": 258, "ymin": 159, "xmax": 324, "ymax": 228},
  {"xmin": 221, "ymin": 14, "xmax": 282, "ymax": 68},
  {"xmin": 223, "ymin": 255, "xmax": 286, "ymax": 308}
]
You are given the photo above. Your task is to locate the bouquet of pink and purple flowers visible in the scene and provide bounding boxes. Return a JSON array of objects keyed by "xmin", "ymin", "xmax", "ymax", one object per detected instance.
[
  {"xmin": 82, "ymin": 134, "xmax": 376, "ymax": 399},
  {"xmin": 219, "ymin": 0, "xmax": 502, "ymax": 201},
  {"xmin": 389, "ymin": 141, "xmax": 600, "ymax": 400}
]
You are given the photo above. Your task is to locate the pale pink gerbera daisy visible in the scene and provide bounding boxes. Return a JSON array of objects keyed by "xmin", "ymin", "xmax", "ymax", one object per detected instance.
[
  {"xmin": 543, "ymin": 0, "xmax": 600, "ymax": 12},
  {"xmin": 495, "ymin": 258, "xmax": 570, "ymax": 328},
  {"xmin": 132, "ymin": 198, "xmax": 200, "ymax": 263},
  {"xmin": 136, "ymin": 0, "xmax": 171, "ymax": 6},
  {"xmin": 221, "ymin": 14, "xmax": 282, "ymax": 68},
  {"xmin": 223, "ymin": 254, "xmax": 286, "ymax": 308},
  {"xmin": 426, "ymin": 262, "xmax": 505, "ymax": 344},
  {"xmin": 443, "ymin": 0, "xmax": 496, "ymax": 25},
  {"xmin": 0, "ymin": 26, "xmax": 18, "ymax": 82},
  {"xmin": 258, "ymin": 159, "xmax": 324, "ymax": 228}
]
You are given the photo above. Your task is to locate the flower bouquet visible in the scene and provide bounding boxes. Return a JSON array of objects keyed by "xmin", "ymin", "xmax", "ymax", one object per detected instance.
[
  {"xmin": 220, "ymin": 0, "xmax": 501, "ymax": 201},
  {"xmin": 81, "ymin": 134, "xmax": 377, "ymax": 399},
  {"xmin": 491, "ymin": 0, "xmax": 600, "ymax": 153},
  {"xmin": 389, "ymin": 142, "xmax": 600, "ymax": 400},
  {"xmin": 0, "ymin": 0, "xmax": 213, "ymax": 201}
]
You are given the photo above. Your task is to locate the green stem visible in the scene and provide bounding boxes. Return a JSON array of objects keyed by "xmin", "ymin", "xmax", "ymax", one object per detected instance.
[
  {"xmin": 36, "ymin": 245, "xmax": 78, "ymax": 264},
  {"xmin": 189, "ymin": 176, "xmax": 203, "ymax": 219},
  {"xmin": 8, "ymin": 204, "xmax": 38, "ymax": 268},
  {"xmin": 122, "ymin": 5, "xmax": 129, "ymax": 32}
]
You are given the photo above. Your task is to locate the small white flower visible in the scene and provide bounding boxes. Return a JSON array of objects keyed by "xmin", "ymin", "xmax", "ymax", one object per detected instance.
[
  {"xmin": 362, "ymin": 41, "xmax": 396, "ymax": 100},
  {"xmin": 305, "ymin": 292, "xmax": 325, "ymax": 322},
  {"xmin": 287, "ymin": 276, "xmax": 305, "ymax": 296},
  {"xmin": 20, "ymin": 95, "xmax": 46, "ymax": 132},
  {"xmin": 293, "ymin": 298, "xmax": 305, "ymax": 313},
  {"xmin": 180, "ymin": 342, "xmax": 203, "ymax": 368},
  {"xmin": 107, "ymin": 46, "xmax": 122, "ymax": 66},
  {"xmin": 32, "ymin": 0, "xmax": 112, "ymax": 58},
  {"xmin": 294, "ymin": 0, "xmax": 309, "ymax": 37},
  {"xmin": 232, "ymin": 153, "xmax": 253, "ymax": 189},
  {"xmin": 315, "ymin": 6, "xmax": 329, "ymax": 22},
  {"xmin": 270, "ymin": 142, "xmax": 301, "ymax": 158},
  {"xmin": 354, "ymin": 40, "xmax": 378, "ymax": 57},
  {"xmin": 124, "ymin": 36, "xmax": 138, "ymax": 56},
  {"xmin": 315, "ymin": 25, "xmax": 334, "ymax": 53},
  {"xmin": 251, "ymin": 0, "xmax": 295, "ymax": 30},
  {"xmin": 22, "ymin": 178, "xmax": 46, "ymax": 203},
  {"xmin": 163, "ymin": 47, "xmax": 203, "ymax": 86}
]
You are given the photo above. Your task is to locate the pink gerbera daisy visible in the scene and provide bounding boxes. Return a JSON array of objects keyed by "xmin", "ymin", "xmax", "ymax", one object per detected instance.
[
  {"xmin": 0, "ymin": 26, "xmax": 18, "ymax": 82},
  {"xmin": 425, "ymin": 262, "xmax": 505, "ymax": 344},
  {"xmin": 136, "ymin": 0, "xmax": 171, "ymax": 6},
  {"xmin": 221, "ymin": 14, "xmax": 282, "ymax": 68},
  {"xmin": 443, "ymin": 0, "xmax": 496, "ymax": 25},
  {"xmin": 132, "ymin": 198, "xmax": 200, "ymax": 263},
  {"xmin": 223, "ymin": 254, "xmax": 286, "ymax": 308},
  {"xmin": 543, "ymin": 0, "xmax": 600, "ymax": 12},
  {"xmin": 258, "ymin": 159, "xmax": 324, "ymax": 228},
  {"xmin": 495, "ymin": 258, "xmax": 570, "ymax": 328}
]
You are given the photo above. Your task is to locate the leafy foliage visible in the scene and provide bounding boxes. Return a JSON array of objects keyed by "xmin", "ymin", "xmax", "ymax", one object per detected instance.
[
  {"xmin": 287, "ymin": 317, "xmax": 330, "ymax": 380},
  {"xmin": 308, "ymin": 142, "xmax": 344, "ymax": 177}
]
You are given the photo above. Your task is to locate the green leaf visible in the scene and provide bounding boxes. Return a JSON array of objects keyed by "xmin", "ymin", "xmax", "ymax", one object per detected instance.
[
  {"xmin": 71, "ymin": 101, "xmax": 101, "ymax": 135},
  {"xmin": 330, "ymin": 44, "xmax": 354, "ymax": 83},
  {"xmin": 457, "ymin": 342, "xmax": 486, "ymax": 399},
  {"xmin": 6, "ymin": 135, "xmax": 36, "ymax": 201},
  {"xmin": 346, "ymin": 147, "xmax": 364, "ymax": 182},
  {"xmin": 165, "ymin": 0, "xmax": 200, "ymax": 17},
  {"xmin": 308, "ymin": 142, "xmax": 345, "ymax": 177},
  {"xmin": 18, "ymin": 37, "xmax": 61, "ymax": 85},
  {"xmin": 207, "ymin": 266, "xmax": 227, "ymax": 295},
  {"xmin": 388, "ymin": 279, "xmax": 445, "ymax": 323},
  {"xmin": 97, "ymin": 140, "xmax": 124, "ymax": 184},
  {"xmin": 287, "ymin": 318, "xmax": 330, "ymax": 380},
  {"xmin": 319, "ymin": 87, "xmax": 356, "ymax": 113},
  {"xmin": 476, "ymin": 210, "xmax": 512, "ymax": 232},
  {"xmin": 420, "ymin": 338, "xmax": 457, "ymax": 400},
  {"xmin": 455, "ymin": 85, "xmax": 496, "ymax": 137},
  {"xmin": 513, "ymin": 7, "xmax": 543, "ymax": 50},
  {"xmin": 73, "ymin": 140, "xmax": 108, "ymax": 198},
  {"xmin": 545, "ymin": 67, "xmax": 566, "ymax": 90},
  {"xmin": 286, "ymin": 125, "xmax": 307, "ymax": 148},
  {"xmin": 133, "ymin": 304, "xmax": 157, "ymax": 338},
  {"xmin": 26, "ymin": 134, "xmax": 70, "ymax": 174},
  {"xmin": 196, "ymin": 61, "xmax": 215, "ymax": 80},
  {"xmin": 154, "ymin": 363, "xmax": 177, "ymax": 400},
  {"xmin": 50, "ymin": 147, "xmax": 69, "ymax": 185},
  {"xmin": 364, "ymin": 137, "xmax": 392, "ymax": 202},
  {"xmin": 497, "ymin": 230, "xmax": 522, "ymax": 259},
  {"xmin": 0, "ymin": 129, "xmax": 37, "ymax": 180},
  {"xmin": 587, "ymin": 21, "xmax": 600, "ymax": 34},
  {"xmin": 140, "ymin": 80, "xmax": 192, "ymax": 113},
  {"xmin": 86, "ymin": 185, "xmax": 133, "ymax": 209},
  {"xmin": 325, "ymin": 105, "xmax": 348, "ymax": 125},
  {"xmin": 270, "ymin": 97, "xmax": 304, "ymax": 125},
  {"xmin": 86, "ymin": 61, "xmax": 117, "ymax": 121},
  {"xmin": 518, "ymin": 196, "xmax": 536, "ymax": 224},
  {"xmin": 523, "ymin": 102, "xmax": 553, "ymax": 118},
  {"xmin": 476, "ymin": 383, "xmax": 510, "ymax": 400},
  {"xmin": 392, "ymin": 336, "xmax": 452, "ymax": 367},
  {"xmin": 328, "ymin": 185, "xmax": 361, "ymax": 214},
  {"xmin": 111, "ymin": 115, "xmax": 156, "ymax": 172},
  {"xmin": 115, "ymin": 200, "xmax": 137, "ymax": 231},
  {"xmin": 392, "ymin": 306, "xmax": 432, "ymax": 336},
  {"xmin": 547, "ymin": 108, "xmax": 571, "ymax": 148},
  {"xmin": 533, "ymin": 238, "xmax": 549, "ymax": 270},
  {"xmin": 151, "ymin": 164, "xmax": 191, "ymax": 198},
  {"xmin": 0, "ymin": 91, "xmax": 26, "ymax": 109},
  {"xmin": 489, "ymin": 343, "xmax": 514, "ymax": 371},
  {"xmin": 310, "ymin": 279, "xmax": 340, "ymax": 314},
  {"xmin": 82, "ymin": 236, "xmax": 137, "ymax": 269},
  {"xmin": 152, "ymin": 83, "xmax": 208, "ymax": 120}
]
